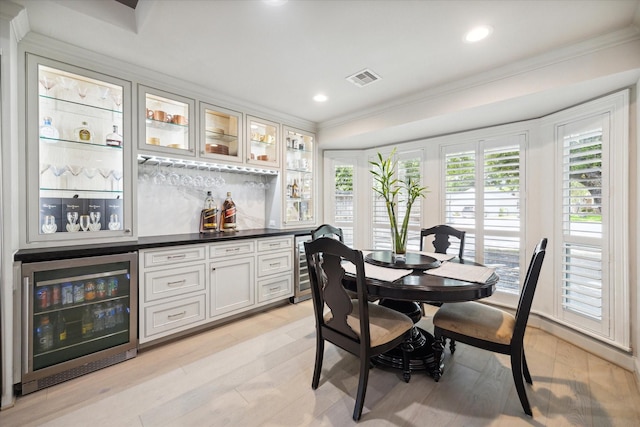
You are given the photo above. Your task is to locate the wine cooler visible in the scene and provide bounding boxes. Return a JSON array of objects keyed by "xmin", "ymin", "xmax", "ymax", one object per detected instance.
[{"xmin": 19, "ymin": 252, "xmax": 137, "ymax": 394}]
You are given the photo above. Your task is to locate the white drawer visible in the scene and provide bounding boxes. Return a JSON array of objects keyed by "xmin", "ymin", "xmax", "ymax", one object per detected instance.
[
  {"xmin": 209, "ymin": 240, "xmax": 255, "ymax": 259},
  {"xmin": 143, "ymin": 294, "xmax": 206, "ymax": 339},
  {"xmin": 258, "ymin": 274, "xmax": 293, "ymax": 303},
  {"xmin": 143, "ymin": 245, "xmax": 206, "ymax": 268},
  {"xmin": 257, "ymin": 237, "xmax": 293, "ymax": 252},
  {"xmin": 144, "ymin": 264, "xmax": 206, "ymax": 303},
  {"xmin": 257, "ymin": 251, "xmax": 292, "ymax": 277}
]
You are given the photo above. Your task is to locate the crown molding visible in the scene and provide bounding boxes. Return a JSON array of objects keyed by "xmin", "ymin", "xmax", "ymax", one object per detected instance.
[
  {"xmin": 318, "ymin": 26, "xmax": 640, "ymax": 132},
  {"xmin": 0, "ymin": 1, "xmax": 30, "ymax": 42}
]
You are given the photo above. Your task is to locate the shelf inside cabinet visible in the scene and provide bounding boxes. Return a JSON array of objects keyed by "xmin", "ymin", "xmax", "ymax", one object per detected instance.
[
  {"xmin": 40, "ymin": 94, "xmax": 123, "ymax": 115},
  {"xmin": 39, "ymin": 137, "xmax": 123, "ymax": 151},
  {"xmin": 205, "ymin": 129, "xmax": 238, "ymax": 143},
  {"xmin": 146, "ymin": 118, "xmax": 189, "ymax": 132}
]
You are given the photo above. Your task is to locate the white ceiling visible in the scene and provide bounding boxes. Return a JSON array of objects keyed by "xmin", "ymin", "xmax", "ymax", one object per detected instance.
[{"xmin": 11, "ymin": 0, "xmax": 640, "ymax": 149}]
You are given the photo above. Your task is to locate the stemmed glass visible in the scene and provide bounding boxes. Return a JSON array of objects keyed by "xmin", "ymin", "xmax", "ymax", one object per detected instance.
[
  {"xmin": 57, "ymin": 76, "xmax": 76, "ymax": 94},
  {"xmin": 79, "ymin": 215, "xmax": 90, "ymax": 232},
  {"xmin": 112, "ymin": 93, "xmax": 123, "ymax": 111},
  {"xmin": 99, "ymin": 168, "xmax": 113, "ymax": 190},
  {"xmin": 112, "ymin": 170, "xmax": 124, "ymax": 191},
  {"xmin": 77, "ymin": 84, "xmax": 89, "ymax": 100},
  {"xmin": 66, "ymin": 212, "xmax": 79, "ymax": 232},
  {"xmin": 89, "ymin": 211, "xmax": 101, "ymax": 231},
  {"xmin": 39, "ymin": 74, "xmax": 57, "ymax": 95},
  {"xmin": 108, "ymin": 214, "xmax": 120, "ymax": 230},
  {"xmin": 66, "ymin": 165, "xmax": 83, "ymax": 188},
  {"xmin": 97, "ymin": 86, "xmax": 110, "ymax": 100}
]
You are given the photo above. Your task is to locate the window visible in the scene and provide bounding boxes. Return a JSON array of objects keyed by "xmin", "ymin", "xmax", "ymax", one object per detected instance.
[
  {"xmin": 370, "ymin": 150, "xmax": 423, "ymax": 251},
  {"xmin": 553, "ymin": 90, "xmax": 629, "ymax": 348},
  {"xmin": 443, "ymin": 134, "xmax": 525, "ymax": 293},
  {"xmin": 333, "ymin": 162, "xmax": 355, "ymax": 246}
]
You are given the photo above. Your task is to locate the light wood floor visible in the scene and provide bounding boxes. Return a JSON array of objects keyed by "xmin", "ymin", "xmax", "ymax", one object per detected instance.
[{"xmin": 2, "ymin": 300, "xmax": 640, "ymax": 426}]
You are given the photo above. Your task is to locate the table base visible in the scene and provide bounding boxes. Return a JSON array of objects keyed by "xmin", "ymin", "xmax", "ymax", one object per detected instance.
[{"xmin": 375, "ymin": 299, "xmax": 443, "ymax": 379}]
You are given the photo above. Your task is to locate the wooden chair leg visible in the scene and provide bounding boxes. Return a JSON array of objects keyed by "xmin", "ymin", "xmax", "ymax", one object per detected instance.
[
  {"xmin": 523, "ymin": 350, "xmax": 532, "ymax": 384},
  {"xmin": 449, "ymin": 339, "xmax": 456, "ymax": 354},
  {"xmin": 312, "ymin": 338, "xmax": 324, "ymax": 389},
  {"xmin": 353, "ymin": 354, "xmax": 370, "ymax": 421},
  {"xmin": 511, "ymin": 349, "xmax": 532, "ymax": 416}
]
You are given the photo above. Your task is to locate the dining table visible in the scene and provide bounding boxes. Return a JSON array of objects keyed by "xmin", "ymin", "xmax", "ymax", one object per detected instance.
[{"xmin": 342, "ymin": 250, "xmax": 499, "ymax": 380}]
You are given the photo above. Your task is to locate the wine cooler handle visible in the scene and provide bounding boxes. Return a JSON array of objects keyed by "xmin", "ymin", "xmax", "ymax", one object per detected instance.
[{"xmin": 23, "ymin": 276, "xmax": 30, "ymax": 374}]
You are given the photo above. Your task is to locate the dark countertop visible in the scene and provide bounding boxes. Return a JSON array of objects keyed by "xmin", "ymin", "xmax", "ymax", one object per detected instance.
[{"xmin": 14, "ymin": 228, "xmax": 313, "ymax": 263}]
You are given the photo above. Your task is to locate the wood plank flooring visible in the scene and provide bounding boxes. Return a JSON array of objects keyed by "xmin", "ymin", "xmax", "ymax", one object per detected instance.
[{"xmin": 2, "ymin": 300, "xmax": 640, "ymax": 426}]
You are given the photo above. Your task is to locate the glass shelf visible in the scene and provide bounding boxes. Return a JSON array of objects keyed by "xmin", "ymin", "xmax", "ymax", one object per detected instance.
[
  {"xmin": 39, "ymin": 94, "xmax": 123, "ymax": 115},
  {"xmin": 145, "ymin": 118, "xmax": 189, "ymax": 132},
  {"xmin": 40, "ymin": 136, "xmax": 123, "ymax": 151}
]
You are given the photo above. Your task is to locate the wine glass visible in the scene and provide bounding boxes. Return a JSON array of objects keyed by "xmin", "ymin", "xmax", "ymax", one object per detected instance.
[
  {"xmin": 77, "ymin": 84, "xmax": 88, "ymax": 100},
  {"xmin": 40, "ymin": 163, "xmax": 51, "ymax": 175},
  {"xmin": 97, "ymin": 86, "xmax": 110, "ymax": 100},
  {"xmin": 99, "ymin": 168, "xmax": 113, "ymax": 190},
  {"xmin": 108, "ymin": 214, "xmax": 120, "ymax": 230},
  {"xmin": 39, "ymin": 74, "xmax": 57, "ymax": 95},
  {"xmin": 90, "ymin": 211, "xmax": 101, "ymax": 231},
  {"xmin": 79, "ymin": 215, "xmax": 90, "ymax": 232},
  {"xmin": 84, "ymin": 167, "xmax": 97, "ymax": 179},
  {"xmin": 112, "ymin": 170, "xmax": 124, "ymax": 190},
  {"xmin": 57, "ymin": 76, "xmax": 76, "ymax": 92},
  {"xmin": 112, "ymin": 93, "xmax": 123, "ymax": 110},
  {"xmin": 152, "ymin": 165, "xmax": 166, "ymax": 185}
]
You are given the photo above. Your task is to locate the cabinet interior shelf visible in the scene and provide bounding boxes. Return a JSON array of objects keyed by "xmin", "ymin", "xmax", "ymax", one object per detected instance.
[
  {"xmin": 205, "ymin": 130, "xmax": 237, "ymax": 143},
  {"xmin": 40, "ymin": 136, "xmax": 123, "ymax": 151},
  {"xmin": 146, "ymin": 118, "xmax": 188, "ymax": 132},
  {"xmin": 34, "ymin": 329, "xmax": 129, "ymax": 358},
  {"xmin": 40, "ymin": 94, "xmax": 123, "ymax": 115},
  {"xmin": 285, "ymin": 168, "xmax": 312, "ymax": 174},
  {"xmin": 286, "ymin": 147, "xmax": 312, "ymax": 153},
  {"xmin": 40, "ymin": 188, "xmax": 124, "ymax": 194},
  {"xmin": 250, "ymin": 139, "xmax": 275, "ymax": 146}
]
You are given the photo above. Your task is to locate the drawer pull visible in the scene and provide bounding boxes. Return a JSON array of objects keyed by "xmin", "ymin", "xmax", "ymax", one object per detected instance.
[
  {"xmin": 167, "ymin": 311, "xmax": 187, "ymax": 320},
  {"xmin": 269, "ymin": 262, "xmax": 281, "ymax": 268},
  {"xmin": 167, "ymin": 254, "xmax": 187, "ymax": 260},
  {"xmin": 269, "ymin": 243, "xmax": 281, "ymax": 247},
  {"xmin": 269, "ymin": 286, "xmax": 281, "ymax": 292},
  {"xmin": 167, "ymin": 279, "xmax": 186, "ymax": 287},
  {"xmin": 226, "ymin": 247, "xmax": 240, "ymax": 253}
]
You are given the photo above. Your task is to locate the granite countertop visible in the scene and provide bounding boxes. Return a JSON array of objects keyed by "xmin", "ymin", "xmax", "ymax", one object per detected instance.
[{"xmin": 14, "ymin": 228, "xmax": 314, "ymax": 263}]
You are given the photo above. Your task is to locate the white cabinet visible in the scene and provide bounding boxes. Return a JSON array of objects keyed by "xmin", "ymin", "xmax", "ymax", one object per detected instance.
[
  {"xmin": 282, "ymin": 126, "xmax": 316, "ymax": 227},
  {"xmin": 139, "ymin": 245, "xmax": 208, "ymax": 344},
  {"xmin": 139, "ymin": 236, "xmax": 293, "ymax": 345},
  {"xmin": 209, "ymin": 256, "xmax": 255, "ymax": 318},
  {"xmin": 247, "ymin": 115, "xmax": 280, "ymax": 168},
  {"xmin": 26, "ymin": 54, "xmax": 134, "ymax": 244},
  {"xmin": 199, "ymin": 102, "xmax": 243, "ymax": 164}
]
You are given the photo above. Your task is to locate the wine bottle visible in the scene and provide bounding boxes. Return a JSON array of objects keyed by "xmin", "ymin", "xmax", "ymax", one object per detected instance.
[{"xmin": 221, "ymin": 192, "xmax": 237, "ymax": 232}]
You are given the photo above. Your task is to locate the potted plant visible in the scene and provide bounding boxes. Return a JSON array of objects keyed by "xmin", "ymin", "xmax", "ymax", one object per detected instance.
[{"xmin": 370, "ymin": 149, "xmax": 428, "ymax": 257}]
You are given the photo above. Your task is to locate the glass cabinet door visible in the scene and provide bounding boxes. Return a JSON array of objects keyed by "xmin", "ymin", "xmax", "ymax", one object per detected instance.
[
  {"xmin": 27, "ymin": 55, "xmax": 132, "ymax": 243},
  {"xmin": 200, "ymin": 102, "xmax": 243, "ymax": 163},
  {"xmin": 247, "ymin": 115, "xmax": 280, "ymax": 168},
  {"xmin": 283, "ymin": 127, "xmax": 315, "ymax": 226},
  {"xmin": 139, "ymin": 85, "xmax": 195, "ymax": 156}
]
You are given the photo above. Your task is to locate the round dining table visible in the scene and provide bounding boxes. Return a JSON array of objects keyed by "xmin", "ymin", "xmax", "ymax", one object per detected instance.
[{"xmin": 343, "ymin": 250, "xmax": 498, "ymax": 379}]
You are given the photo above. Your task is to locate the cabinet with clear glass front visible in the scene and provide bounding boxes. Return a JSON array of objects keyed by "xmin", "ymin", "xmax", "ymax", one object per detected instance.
[
  {"xmin": 246, "ymin": 115, "xmax": 280, "ymax": 168},
  {"xmin": 199, "ymin": 102, "xmax": 243, "ymax": 164},
  {"xmin": 283, "ymin": 127, "xmax": 315, "ymax": 226},
  {"xmin": 139, "ymin": 85, "xmax": 195, "ymax": 157},
  {"xmin": 26, "ymin": 54, "xmax": 133, "ymax": 243}
]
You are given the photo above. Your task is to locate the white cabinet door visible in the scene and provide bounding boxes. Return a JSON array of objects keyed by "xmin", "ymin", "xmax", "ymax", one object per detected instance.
[{"xmin": 210, "ymin": 256, "xmax": 255, "ymax": 318}]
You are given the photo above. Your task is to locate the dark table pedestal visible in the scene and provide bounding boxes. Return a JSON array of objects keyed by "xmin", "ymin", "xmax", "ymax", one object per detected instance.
[{"xmin": 374, "ymin": 299, "xmax": 442, "ymax": 379}]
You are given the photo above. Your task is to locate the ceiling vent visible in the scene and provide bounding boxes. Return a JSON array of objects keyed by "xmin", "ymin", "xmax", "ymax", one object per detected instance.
[{"xmin": 346, "ymin": 69, "xmax": 381, "ymax": 87}]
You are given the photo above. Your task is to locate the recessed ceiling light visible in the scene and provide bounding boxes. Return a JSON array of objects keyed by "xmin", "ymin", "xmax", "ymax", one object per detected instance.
[
  {"xmin": 464, "ymin": 25, "xmax": 493, "ymax": 43},
  {"xmin": 313, "ymin": 94, "xmax": 328, "ymax": 102}
]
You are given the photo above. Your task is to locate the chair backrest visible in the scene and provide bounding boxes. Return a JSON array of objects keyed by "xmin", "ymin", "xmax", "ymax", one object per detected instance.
[
  {"xmin": 513, "ymin": 238, "xmax": 547, "ymax": 342},
  {"xmin": 420, "ymin": 224, "xmax": 466, "ymax": 259},
  {"xmin": 311, "ymin": 224, "xmax": 344, "ymax": 242},
  {"xmin": 304, "ymin": 237, "xmax": 370, "ymax": 349}
]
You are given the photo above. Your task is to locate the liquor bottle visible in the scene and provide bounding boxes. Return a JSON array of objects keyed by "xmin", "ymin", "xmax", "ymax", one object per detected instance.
[
  {"xmin": 54, "ymin": 311, "xmax": 67, "ymax": 347},
  {"xmin": 74, "ymin": 121, "xmax": 92, "ymax": 142},
  {"xmin": 221, "ymin": 192, "xmax": 237, "ymax": 232},
  {"xmin": 39, "ymin": 116, "xmax": 60, "ymax": 139},
  {"xmin": 81, "ymin": 306, "xmax": 93, "ymax": 338},
  {"xmin": 105, "ymin": 125, "xmax": 123, "ymax": 147},
  {"xmin": 291, "ymin": 179, "xmax": 299, "ymax": 198},
  {"xmin": 199, "ymin": 191, "xmax": 218, "ymax": 233},
  {"xmin": 36, "ymin": 315, "xmax": 54, "ymax": 352}
]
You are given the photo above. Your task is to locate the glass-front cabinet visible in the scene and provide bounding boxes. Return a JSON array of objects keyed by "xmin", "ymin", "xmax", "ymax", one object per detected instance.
[
  {"xmin": 247, "ymin": 115, "xmax": 280, "ymax": 168},
  {"xmin": 200, "ymin": 102, "xmax": 243, "ymax": 163},
  {"xmin": 283, "ymin": 127, "xmax": 315, "ymax": 226},
  {"xmin": 26, "ymin": 54, "xmax": 133, "ymax": 243},
  {"xmin": 139, "ymin": 85, "xmax": 195, "ymax": 157}
]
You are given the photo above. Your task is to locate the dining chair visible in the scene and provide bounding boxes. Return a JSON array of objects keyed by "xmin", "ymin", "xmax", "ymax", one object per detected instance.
[
  {"xmin": 432, "ymin": 238, "xmax": 547, "ymax": 416},
  {"xmin": 311, "ymin": 223, "xmax": 344, "ymax": 242},
  {"xmin": 305, "ymin": 237, "xmax": 413, "ymax": 421},
  {"xmin": 420, "ymin": 224, "xmax": 466, "ymax": 259}
]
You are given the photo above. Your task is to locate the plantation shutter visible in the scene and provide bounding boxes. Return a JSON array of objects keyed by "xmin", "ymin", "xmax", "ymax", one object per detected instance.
[
  {"xmin": 557, "ymin": 115, "xmax": 607, "ymax": 333},
  {"xmin": 332, "ymin": 162, "xmax": 355, "ymax": 247}
]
